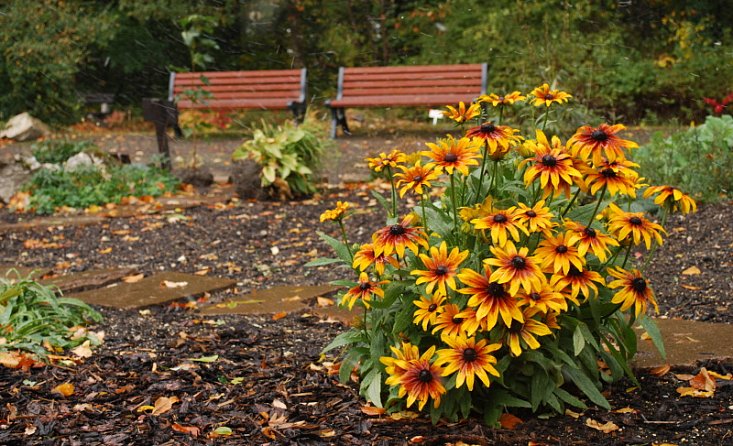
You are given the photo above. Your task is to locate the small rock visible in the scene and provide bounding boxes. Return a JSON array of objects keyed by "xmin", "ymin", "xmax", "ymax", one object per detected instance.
[
  {"xmin": 0, "ymin": 161, "xmax": 31, "ymax": 204},
  {"xmin": 0, "ymin": 112, "xmax": 50, "ymax": 141}
]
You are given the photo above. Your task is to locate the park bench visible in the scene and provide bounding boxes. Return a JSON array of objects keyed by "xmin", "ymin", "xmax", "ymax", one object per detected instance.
[{"xmin": 325, "ymin": 63, "xmax": 488, "ymax": 138}]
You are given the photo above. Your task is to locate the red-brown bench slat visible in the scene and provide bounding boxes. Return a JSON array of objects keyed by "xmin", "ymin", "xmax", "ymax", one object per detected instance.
[{"xmin": 326, "ymin": 63, "xmax": 487, "ymax": 138}]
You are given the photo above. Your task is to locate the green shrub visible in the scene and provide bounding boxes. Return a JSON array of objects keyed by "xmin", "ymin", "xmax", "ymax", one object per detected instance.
[
  {"xmin": 634, "ymin": 115, "xmax": 733, "ymax": 202},
  {"xmin": 31, "ymin": 139, "xmax": 100, "ymax": 165},
  {"xmin": 232, "ymin": 120, "xmax": 327, "ymax": 198},
  {"xmin": 0, "ymin": 275, "xmax": 103, "ymax": 358},
  {"xmin": 23, "ymin": 164, "xmax": 180, "ymax": 214}
]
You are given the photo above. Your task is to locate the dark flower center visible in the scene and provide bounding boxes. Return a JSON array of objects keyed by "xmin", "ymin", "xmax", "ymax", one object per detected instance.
[
  {"xmin": 629, "ymin": 216, "xmax": 643, "ymax": 226},
  {"xmin": 389, "ymin": 224, "xmax": 406, "ymax": 236},
  {"xmin": 498, "ymin": 96, "xmax": 505, "ymax": 102},
  {"xmin": 556, "ymin": 245, "xmax": 568, "ymax": 254},
  {"xmin": 481, "ymin": 123, "xmax": 496, "ymax": 133},
  {"xmin": 452, "ymin": 316, "xmax": 463, "ymax": 325},
  {"xmin": 463, "ymin": 348, "xmax": 477, "ymax": 362},
  {"xmin": 541, "ymin": 154, "xmax": 557, "ymax": 167},
  {"xmin": 428, "ymin": 303, "xmax": 438, "ymax": 312},
  {"xmin": 631, "ymin": 277, "xmax": 647, "ymax": 293},
  {"xmin": 583, "ymin": 227, "xmax": 596, "ymax": 238},
  {"xmin": 526, "ymin": 210, "xmax": 537, "ymax": 218},
  {"xmin": 511, "ymin": 256, "xmax": 527, "ymax": 270},
  {"xmin": 444, "ymin": 153, "xmax": 458, "ymax": 163},
  {"xmin": 493, "ymin": 213, "xmax": 508, "ymax": 223},
  {"xmin": 591, "ymin": 129, "xmax": 608, "ymax": 142},
  {"xmin": 418, "ymin": 369, "xmax": 433, "ymax": 383},
  {"xmin": 509, "ymin": 319, "xmax": 524, "ymax": 332},
  {"xmin": 601, "ymin": 168, "xmax": 617, "ymax": 178},
  {"xmin": 544, "ymin": 93, "xmax": 554, "ymax": 100},
  {"xmin": 435, "ymin": 265, "xmax": 449, "ymax": 276},
  {"xmin": 359, "ymin": 282, "xmax": 371, "ymax": 291},
  {"xmin": 530, "ymin": 292, "xmax": 542, "ymax": 301},
  {"xmin": 413, "ymin": 175, "xmax": 423, "ymax": 183},
  {"xmin": 487, "ymin": 282, "xmax": 506, "ymax": 297},
  {"xmin": 568, "ymin": 265, "xmax": 583, "ymax": 277}
]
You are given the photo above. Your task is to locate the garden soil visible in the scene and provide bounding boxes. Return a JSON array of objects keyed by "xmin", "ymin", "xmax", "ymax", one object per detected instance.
[{"xmin": 0, "ymin": 129, "xmax": 732, "ymax": 445}]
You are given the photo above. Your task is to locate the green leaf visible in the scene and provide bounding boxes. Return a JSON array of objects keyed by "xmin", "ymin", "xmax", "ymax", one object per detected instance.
[
  {"xmin": 212, "ymin": 427, "xmax": 232, "ymax": 436},
  {"xmin": 304, "ymin": 257, "xmax": 344, "ymax": 267},
  {"xmin": 317, "ymin": 231, "xmax": 352, "ymax": 264},
  {"xmin": 321, "ymin": 329, "xmax": 363, "ymax": 353},
  {"xmin": 338, "ymin": 348, "xmax": 366, "ymax": 384},
  {"xmin": 363, "ymin": 369, "xmax": 383, "ymax": 408},
  {"xmin": 562, "ymin": 365, "xmax": 610, "ymax": 410},
  {"xmin": 553, "ymin": 387, "xmax": 587, "ymax": 410},
  {"xmin": 572, "ymin": 325, "xmax": 585, "ymax": 356},
  {"xmin": 637, "ymin": 315, "xmax": 666, "ymax": 360},
  {"xmin": 187, "ymin": 354, "xmax": 218, "ymax": 363}
]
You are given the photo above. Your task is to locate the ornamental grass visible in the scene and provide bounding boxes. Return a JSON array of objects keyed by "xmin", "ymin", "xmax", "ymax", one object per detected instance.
[{"xmin": 314, "ymin": 84, "xmax": 697, "ymax": 425}]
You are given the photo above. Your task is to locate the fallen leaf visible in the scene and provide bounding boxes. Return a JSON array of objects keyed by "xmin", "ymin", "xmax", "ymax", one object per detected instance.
[
  {"xmin": 499, "ymin": 413, "xmax": 523, "ymax": 430},
  {"xmin": 24, "ymin": 424, "xmax": 37, "ymax": 436},
  {"xmin": 98, "ymin": 247, "xmax": 113, "ymax": 254},
  {"xmin": 187, "ymin": 355, "xmax": 218, "ymax": 363},
  {"xmin": 0, "ymin": 351, "xmax": 21, "ymax": 368},
  {"xmin": 318, "ymin": 429, "xmax": 336, "ymax": 438},
  {"xmin": 585, "ymin": 418, "xmax": 619, "ymax": 433},
  {"xmin": 614, "ymin": 407, "xmax": 639, "ymax": 414},
  {"xmin": 676, "ymin": 386, "xmax": 714, "ymax": 398},
  {"xmin": 317, "ymin": 296, "xmax": 335, "ymax": 307},
  {"xmin": 208, "ymin": 426, "xmax": 233, "ymax": 438},
  {"xmin": 680, "ymin": 284, "xmax": 702, "ymax": 290},
  {"xmin": 52, "ymin": 383, "xmax": 75, "ymax": 397},
  {"xmin": 151, "ymin": 396, "xmax": 180, "ymax": 415},
  {"xmin": 272, "ymin": 399, "xmax": 287, "ymax": 410},
  {"xmin": 162, "ymin": 280, "xmax": 188, "ymax": 289},
  {"xmin": 708, "ymin": 371, "xmax": 733, "ymax": 380},
  {"xmin": 122, "ymin": 273, "xmax": 144, "ymax": 283},
  {"xmin": 681, "ymin": 266, "xmax": 701, "ymax": 275},
  {"xmin": 564, "ymin": 409, "xmax": 582, "ymax": 419},
  {"xmin": 172, "ymin": 423, "xmax": 200, "ymax": 437},
  {"xmin": 272, "ymin": 311, "xmax": 287, "ymax": 321},
  {"xmin": 690, "ymin": 368, "xmax": 716, "ymax": 392},
  {"xmin": 675, "ymin": 373, "xmax": 695, "ymax": 381},
  {"xmin": 360, "ymin": 405, "xmax": 386, "ymax": 416},
  {"xmin": 71, "ymin": 340, "xmax": 93, "ymax": 358},
  {"xmin": 649, "ymin": 363, "xmax": 671, "ymax": 377}
]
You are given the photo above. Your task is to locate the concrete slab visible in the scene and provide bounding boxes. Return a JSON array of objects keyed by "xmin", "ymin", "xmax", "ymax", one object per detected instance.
[
  {"xmin": 0, "ymin": 265, "xmax": 51, "ymax": 280},
  {"xmin": 634, "ymin": 318, "xmax": 733, "ymax": 369},
  {"xmin": 308, "ymin": 304, "xmax": 360, "ymax": 325},
  {"xmin": 0, "ymin": 215, "xmax": 105, "ymax": 232},
  {"xmin": 39, "ymin": 267, "xmax": 136, "ymax": 294},
  {"xmin": 199, "ymin": 284, "xmax": 338, "ymax": 315},
  {"xmin": 69, "ymin": 271, "xmax": 236, "ymax": 309}
]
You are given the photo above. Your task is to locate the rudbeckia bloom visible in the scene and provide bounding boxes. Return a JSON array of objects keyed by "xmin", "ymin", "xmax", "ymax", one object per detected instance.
[
  {"xmin": 485, "ymin": 242, "xmax": 545, "ymax": 295},
  {"xmin": 320, "ymin": 201, "xmax": 351, "ymax": 223},
  {"xmin": 471, "ymin": 206, "xmax": 527, "ymax": 247},
  {"xmin": 502, "ymin": 308, "xmax": 553, "ymax": 357},
  {"xmin": 607, "ymin": 267, "xmax": 659, "ymax": 317},
  {"xmin": 341, "ymin": 272, "xmax": 386, "ymax": 310},
  {"xmin": 514, "ymin": 201, "xmax": 556, "ymax": 236},
  {"xmin": 352, "ymin": 243, "xmax": 399, "ymax": 275},
  {"xmin": 478, "ymin": 91, "xmax": 526, "ymax": 107},
  {"xmin": 390, "ymin": 345, "xmax": 446, "ymax": 410},
  {"xmin": 457, "ymin": 266, "xmax": 524, "ymax": 330},
  {"xmin": 443, "ymin": 101, "xmax": 481, "ymax": 123},
  {"xmin": 435, "ymin": 335, "xmax": 501, "ymax": 391},
  {"xmin": 530, "ymin": 83, "xmax": 572, "ymax": 107},
  {"xmin": 380, "ymin": 341, "xmax": 420, "ymax": 381},
  {"xmin": 395, "ymin": 160, "xmax": 440, "ymax": 197},
  {"xmin": 521, "ymin": 131, "xmax": 582, "ymax": 198},
  {"xmin": 582, "ymin": 158, "xmax": 641, "ymax": 198},
  {"xmin": 412, "ymin": 294, "xmax": 446, "ymax": 330},
  {"xmin": 366, "ymin": 149, "xmax": 406, "ymax": 172},
  {"xmin": 643, "ymin": 185, "xmax": 697, "ymax": 214},
  {"xmin": 534, "ymin": 232, "xmax": 585, "ymax": 275},
  {"xmin": 606, "ymin": 203, "xmax": 665, "ymax": 249},
  {"xmin": 465, "ymin": 122, "xmax": 522, "ymax": 160},
  {"xmin": 550, "ymin": 265, "xmax": 605, "ymax": 304},
  {"xmin": 372, "ymin": 214, "xmax": 429, "ymax": 258},
  {"xmin": 431, "ymin": 303, "xmax": 466, "ymax": 337},
  {"xmin": 422, "ymin": 135, "xmax": 481, "ymax": 176},
  {"xmin": 454, "ymin": 307, "xmax": 484, "ymax": 336},
  {"xmin": 412, "ymin": 241, "xmax": 469, "ymax": 296},
  {"xmin": 568, "ymin": 123, "xmax": 638, "ymax": 165},
  {"xmin": 516, "ymin": 283, "xmax": 568, "ymax": 314},
  {"xmin": 565, "ymin": 221, "xmax": 619, "ymax": 262}
]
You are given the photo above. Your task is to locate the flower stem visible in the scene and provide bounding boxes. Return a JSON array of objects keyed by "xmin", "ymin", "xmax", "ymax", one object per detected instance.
[
  {"xmin": 586, "ymin": 184, "xmax": 607, "ymax": 228},
  {"xmin": 541, "ymin": 108, "xmax": 550, "ymax": 132},
  {"xmin": 488, "ymin": 160, "xmax": 498, "ymax": 196},
  {"xmin": 621, "ymin": 243, "xmax": 633, "ymax": 269},
  {"xmin": 386, "ymin": 165, "xmax": 398, "ymax": 218},
  {"xmin": 338, "ymin": 220, "xmax": 353, "ymax": 260},
  {"xmin": 561, "ymin": 187, "xmax": 582, "ymax": 218},
  {"xmin": 450, "ymin": 173, "xmax": 459, "ymax": 234},
  {"xmin": 421, "ymin": 193, "xmax": 429, "ymax": 236},
  {"xmin": 475, "ymin": 142, "xmax": 489, "ymax": 203},
  {"xmin": 498, "ymin": 105, "xmax": 504, "ymax": 125}
]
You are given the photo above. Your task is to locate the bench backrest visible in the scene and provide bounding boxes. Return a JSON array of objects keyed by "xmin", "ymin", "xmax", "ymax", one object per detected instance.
[
  {"xmin": 334, "ymin": 63, "xmax": 487, "ymax": 106},
  {"xmin": 169, "ymin": 68, "xmax": 307, "ymax": 111}
]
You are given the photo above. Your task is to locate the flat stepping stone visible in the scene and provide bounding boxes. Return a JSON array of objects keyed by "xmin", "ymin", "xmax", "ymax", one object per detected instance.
[
  {"xmin": 39, "ymin": 267, "xmax": 136, "ymax": 294},
  {"xmin": 309, "ymin": 304, "xmax": 358, "ymax": 325},
  {"xmin": 635, "ymin": 318, "xmax": 733, "ymax": 369},
  {"xmin": 0, "ymin": 215, "xmax": 105, "ymax": 232},
  {"xmin": 69, "ymin": 271, "xmax": 236, "ymax": 309},
  {"xmin": 0, "ymin": 265, "xmax": 52, "ymax": 280},
  {"xmin": 199, "ymin": 284, "xmax": 338, "ymax": 315}
]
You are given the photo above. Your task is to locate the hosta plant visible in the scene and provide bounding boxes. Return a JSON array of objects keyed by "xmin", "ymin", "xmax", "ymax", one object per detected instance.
[{"xmin": 315, "ymin": 84, "xmax": 697, "ymax": 425}]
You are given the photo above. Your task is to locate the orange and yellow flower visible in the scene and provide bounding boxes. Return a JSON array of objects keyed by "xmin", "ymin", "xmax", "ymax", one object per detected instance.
[
  {"xmin": 516, "ymin": 283, "xmax": 568, "ymax": 314},
  {"xmin": 457, "ymin": 265, "xmax": 524, "ymax": 330},
  {"xmin": 479, "ymin": 91, "xmax": 526, "ymax": 107},
  {"xmin": 431, "ymin": 303, "xmax": 466, "ymax": 337},
  {"xmin": 530, "ymin": 83, "xmax": 572, "ymax": 107},
  {"xmin": 502, "ymin": 308, "xmax": 553, "ymax": 356},
  {"xmin": 412, "ymin": 241, "xmax": 469, "ymax": 296},
  {"xmin": 320, "ymin": 201, "xmax": 351, "ymax": 223},
  {"xmin": 444, "ymin": 101, "xmax": 481, "ymax": 123},
  {"xmin": 380, "ymin": 341, "xmax": 420, "ymax": 381},
  {"xmin": 534, "ymin": 232, "xmax": 585, "ymax": 275},
  {"xmin": 435, "ymin": 335, "xmax": 501, "ymax": 391},
  {"xmin": 550, "ymin": 265, "xmax": 605, "ymax": 304},
  {"xmin": 521, "ymin": 131, "xmax": 582, "ymax": 198},
  {"xmin": 372, "ymin": 214, "xmax": 429, "ymax": 258},
  {"xmin": 471, "ymin": 206, "xmax": 527, "ymax": 247},
  {"xmin": 366, "ymin": 149, "xmax": 406, "ymax": 172},
  {"xmin": 384, "ymin": 345, "xmax": 446, "ymax": 410},
  {"xmin": 413, "ymin": 294, "xmax": 447, "ymax": 331},
  {"xmin": 485, "ymin": 242, "xmax": 545, "ymax": 295},
  {"xmin": 514, "ymin": 200, "xmax": 557, "ymax": 236},
  {"xmin": 341, "ymin": 272, "xmax": 386, "ymax": 310},
  {"xmin": 565, "ymin": 221, "xmax": 619, "ymax": 262},
  {"xmin": 643, "ymin": 185, "xmax": 697, "ymax": 214},
  {"xmin": 422, "ymin": 135, "xmax": 481, "ymax": 176},
  {"xmin": 352, "ymin": 243, "xmax": 400, "ymax": 275},
  {"xmin": 608, "ymin": 267, "xmax": 659, "ymax": 317},
  {"xmin": 465, "ymin": 122, "xmax": 523, "ymax": 160},
  {"xmin": 581, "ymin": 158, "xmax": 641, "ymax": 198},
  {"xmin": 606, "ymin": 204, "xmax": 665, "ymax": 249},
  {"xmin": 395, "ymin": 160, "xmax": 440, "ymax": 197},
  {"xmin": 568, "ymin": 123, "xmax": 638, "ymax": 165}
]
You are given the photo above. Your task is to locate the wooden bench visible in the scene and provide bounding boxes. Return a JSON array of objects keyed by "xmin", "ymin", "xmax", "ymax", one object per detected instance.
[
  {"xmin": 168, "ymin": 68, "xmax": 308, "ymax": 122},
  {"xmin": 325, "ymin": 63, "xmax": 487, "ymax": 138}
]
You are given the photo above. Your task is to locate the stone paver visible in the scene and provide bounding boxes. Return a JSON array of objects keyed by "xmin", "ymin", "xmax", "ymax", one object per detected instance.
[
  {"xmin": 199, "ymin": 284, "xmax": 338, "ymax": 315},
  {"xmin": 70, "ymin": 271, "xmax": 236, "ymax": 309},
  {"xmin": 40, "ymin": 267, "xmax": 136, "ymax": 294},
  {"xmin": 0, "ymin": 265, "xmax": 51, "ymax": 280}
]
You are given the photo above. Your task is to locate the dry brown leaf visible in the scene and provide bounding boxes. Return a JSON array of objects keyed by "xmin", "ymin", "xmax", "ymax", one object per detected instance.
[
  {"xmin": 690, "ymin": 368, "xmax": 716, "ymax": 392},
  {"xmin": 680, "ymin": 284, "xmax": 702, "ymax": 290},
  {"xmin": 318, "ymin": 429, "xmax": 336, "ymax": 438},
  {"xmin": 317, "ymin": 296, "xmax": 335, "ymax": 307},
  {"xmin": 499, "ymin": 413, "xmax": 523, "ymax": 430},
  {"xmin": 676, "ymin": 386, "xmax": 714, "ymax": 398},
  {"xmin": 681, "ymin": 266, "xmax": 701, "ymax": 275},
  {"xmin": 52, "ymin": 383, "xmax": 75, "ymax": 397},
  {"xmin": 675, "ymin": 373, "xmax": 695, "ymax": 381},
  {"xmin": 98, "ymin": 247, "xmax": 113, "ymax": 254},
  {"xmin": 649, "ymin": 363, "xmax": 671, "ymax": 377},
  {"xmin": 161, "ymin": 280, "xmax": 188, "ymax": 289},
  {"xmin": 71, "ymin": 340, "xmax": 93, "ymax": 359},
  {"xmin": 272, "ymin": 311, "xmax": 287, "ymax": 321},
  {"xmin": 172, "ymin": 423, "xmax": 200, "ymax": 437},
  {"xmin": 151, "ymin": 396, "xmax": 180, "ymax": 415},
  {"xmin": 0, "ymin": 351, "xmax": 21, "ymax": 369},
  {"xmin": 585, "ymin": 418, "xmax": 619, "ymax": 433},
  {"xmin": 614, "ymin": 407, "xmax": 639, "ymax": 414},
  {"xmin": 360, "ymin": 405, "xmax": 386, "ymax": 416},
  {"xmin": 122, "ymin": 273, "xmax": 144, "ymax": 283}
]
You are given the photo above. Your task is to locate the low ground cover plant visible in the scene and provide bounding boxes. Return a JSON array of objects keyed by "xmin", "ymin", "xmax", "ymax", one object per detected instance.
[{"xmin": 317, "ymin": 85, "xmax": 697, "ymax": 424}]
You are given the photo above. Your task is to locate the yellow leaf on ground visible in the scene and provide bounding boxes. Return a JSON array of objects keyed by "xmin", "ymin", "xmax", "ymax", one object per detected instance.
[
  {"xmin": 360, "ymin": 405, "xmax": 386, "ymax": 416},
  {"xmin": 681, "ymin": 266, "xmax": 701, "ymax": 275},
  {"xmin": 151, "ymin": 396, "xmax": 180, "ymax": 415},
  {"xmin": 98, "ymin": 247, "xmax": 113, "ymax": 254},
  {"xmin": 161, "ymin": 280, "xmax": 188, "ymax": 289},
  {"xmin": 708, "ymin": 371, "xmax": 733, "ymax": 380},
  {"xmin": 122, "ymin": 273, "xmax": 144, "ymax": 283},
  {"xmin": 52, "ymin": 383, "xmax": 75, "ymax": 397},
  {"xmin": 0, "ymin": 351, "xmax": 21, "ymax": 368},
  {"xmin": 585, "ymin": 418, "xmax": 619, "ymax": 433},
  {"xmin": 71, "ymin": 340, "xmax": 93, "ymax": 358},
  {"xmin": 680, "ymin": 284, "xmax": 702, "ymax": 290},
  {"xmin": 690, "ymin": 368, "xmax": 716, "ymax": 392},
  {"xmin": 564, "ymin": 409, "xmax": 582, "ymax": 419},
  {"xmin": 676, "ymin": 386, "xmax": 714, "ymax": 398},
  {"xmin": 272, "ymin": 311, "xmax": 287, "ymax": 321},
  {"xmin": 649, "ymin": 363, "xmax": 671, "ymax": 377},
  {"xmin": 317, "ymin": 297, "xmax": 335, "ymax": 307},
  {"xmin": 614, "ymin": 407, "xmax": 639, "ymax": 414}
]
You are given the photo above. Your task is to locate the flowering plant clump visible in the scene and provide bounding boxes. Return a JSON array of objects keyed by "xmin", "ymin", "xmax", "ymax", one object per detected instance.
[{"xmin": 314, "ymin": 84, "xmax": 697, "ymax": 424}]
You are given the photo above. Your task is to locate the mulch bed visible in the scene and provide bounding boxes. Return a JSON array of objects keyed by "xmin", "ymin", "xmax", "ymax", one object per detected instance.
[{"xmin": 1, "ymin": 182, "xmax": 733, "ymax": 445}]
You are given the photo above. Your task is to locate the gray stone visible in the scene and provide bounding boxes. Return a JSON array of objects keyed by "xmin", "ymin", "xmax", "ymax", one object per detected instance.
[
  {"xmin": 0, "ymin": 112, "xmax": 50, "ymax": 141},
  {"xmin": 230, "ymin": 158, "xmax": 267, "ymax": 200},
  {"xmin": 64, "ymin": 152, "xmax": 105, "ymax": 172},
  {"xmin": 0, "ymin": 161, "xmax": 31, "ymax": 204}
]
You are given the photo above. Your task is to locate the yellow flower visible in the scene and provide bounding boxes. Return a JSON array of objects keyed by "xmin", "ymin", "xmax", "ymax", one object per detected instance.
[
  {"xmin": 372, "ymin": 214, "xmax": 429, "ymax": 258},
  {"xmin": 352, "ymin": 243, "xmax": 400, "ymax": 275},
  {"xmin": 534, "ymin": 232, "xmax": 585, "ymax": 275},
  {"xmin": 478, "ymin": 91, "xmax": 526, "ymax": 107},
  {"xmin": 530, "ymin": 83, "xmax": 572, "ymax": 107},
  {"xmin": 384, "ymin": 345, "xmax": 445, "ymax": 411},
  {"xmin": 565, "ymin": 221, "xmax": 619, "ymax": 263},
  {"xmin": 422, "ymin": 135, "xmax": 481, "ymax": 176},
  {"xmin": 341, "ymin": 272, "xmax": 386, "ymax": 310},
  {"xmin": 606, "ymin": 203, "xmax": 665, "ymax": 249},
  {"xmin": 443, "ymin": 101, "xmax": 482, "ymax": 123},
  {"xmin": 435, "ymin": 335, "xmax": 501, "ymax": 391},
  {"xmin": 431, "ymin": 303, "xmax": 466, "ymax": 337},
  {"xmin": 568, "ymin": 123, "xmax": 638, "ymax": 165},
  {"xmin": 366, "ymin": 149, "xmax": 406, "ymax": 172},
  {"xmin": 521, "ymin": 130, "xmax": 582, "ymax": 198},
  {"xmin": 502, "ymin": 308, "xmax": 553, "ymax": 357},
  {"xmin": 465, "ymin": 122, "xmax": 523, "ymax": 160},
  {"xmin": 485, "ymin": 241, "xmax": 545, "ymax": 295},
  {"xmin": 514, "ymin": 200, "xmax": 556, "ymax": 236},
  {"xmin": 412, "ymin": 241, "xmax": 469, "ymax": 296},
  {"xmin": 395, "ymin": 160, "xmax": 440, "ymax": 197},
  {"xmin": 581, "ymin": 157, "xmax": 641, "ymax": 198},
  {"xmin": 471, "ymin": 206, "xmax": 528, "ymax": 247},
  {"xmin": 457, "ymin": 266, "xmax": 524, "ymax": 330},
  {"xmin": 320, "ymin": 201, "xmax": 351, "ymax": 223},
  {"xmin": 643, "ymin": 185, "xmax": 697, "ymax": 214},
  {"xmin": 516, "ymin": 283, "xmax": 568, "ymax": 314},
  {"xmin": 608, "ymin": 267, "xmax": 659, "ymax": 317},
  {"xmin": 413, "ymin": 294, "xmax": 446, "ymax": 331},
  {"xmin": 550, "ymin": 265, "xmax": 605, "ymax": 305}
]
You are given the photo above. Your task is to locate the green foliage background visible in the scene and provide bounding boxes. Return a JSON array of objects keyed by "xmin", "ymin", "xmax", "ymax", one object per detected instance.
[{"xmin": 0, "ymin": 0, "xmax": 731, "ymax": 124}]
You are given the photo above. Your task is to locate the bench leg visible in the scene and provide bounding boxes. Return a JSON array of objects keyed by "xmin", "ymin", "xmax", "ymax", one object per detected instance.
[
  {"xmin": 289, "ymin": 102, "xmax": 307, "ymax": 124},
  {"xmin": 330, "ymin": 107, "xmax": 350, "ymax": 138},
  {"xmin": 153, "ymin": 122, "xmax": 172, "ymax": 171}
]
